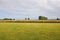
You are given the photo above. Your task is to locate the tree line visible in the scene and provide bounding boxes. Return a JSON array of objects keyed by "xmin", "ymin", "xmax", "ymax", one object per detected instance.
[
  {"xmin": 0, "ymin": 16, "xmax": 60, "ymax": 20},
  {"xmin": 0, "ymin": 18, "xmax": 15, "ymax": 20}
]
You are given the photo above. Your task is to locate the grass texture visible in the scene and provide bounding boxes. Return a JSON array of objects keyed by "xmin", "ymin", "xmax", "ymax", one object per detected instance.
[{"xmin": 0, "ymin": 23, "xmax": 60, "ymax": 40}]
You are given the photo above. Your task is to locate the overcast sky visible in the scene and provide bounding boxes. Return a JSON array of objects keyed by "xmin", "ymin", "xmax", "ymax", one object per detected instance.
[{"xmin": 0, "ymin": 0, "xmax": 60, "ymax": 19}]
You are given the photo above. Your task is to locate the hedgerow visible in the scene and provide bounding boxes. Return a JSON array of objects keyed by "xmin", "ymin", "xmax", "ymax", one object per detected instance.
[{"xmin": 0, "ymin": 20, "xmax": 60, "ymax": 23}]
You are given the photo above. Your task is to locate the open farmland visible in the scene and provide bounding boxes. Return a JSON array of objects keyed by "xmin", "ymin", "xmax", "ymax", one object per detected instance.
[{"xmin": 0, "ymin": 23, "xmax": 60, "ymax": 40}]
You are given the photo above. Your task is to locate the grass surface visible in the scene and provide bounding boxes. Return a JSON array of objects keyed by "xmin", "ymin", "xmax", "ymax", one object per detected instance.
[{"xmin": 0, "ymin": 23, "xmax": 60, "ymax": 40}]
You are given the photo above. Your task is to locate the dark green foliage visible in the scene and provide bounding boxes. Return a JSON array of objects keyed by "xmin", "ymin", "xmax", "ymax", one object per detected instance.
[
  {"xmin": 57, "ymin": 18, "xmax": 60, "ymax": 20},
  {"xmin": 25, "ymin": 18, "xmax": 30, "ymax": 20},
  {"xmin": 3, "ymin": 18, "xmax": 15, "ymax": 20},
  {"xmin": 25, "ymin": 18, "xmax": 27, "ymax": 20},
  {"xmin": 13, "ymin": 19, "xmax": 15, "ymax": 20},
  {"xmin": 28, "ymin": 18, "xmax": 30, "ymax": 20},
  {"xmin": 39, "ymin": 16, "xmax": 48, "ymax": 20},
  {"xmin": 3, "ymin": 18, "xmax": 12, "ymax": 20}
]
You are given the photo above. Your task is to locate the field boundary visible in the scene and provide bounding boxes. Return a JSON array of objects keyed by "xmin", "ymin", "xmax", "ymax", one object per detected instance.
[{"xmin": 0, "ymin": 20, "xmax": 60, "ymax": 23}]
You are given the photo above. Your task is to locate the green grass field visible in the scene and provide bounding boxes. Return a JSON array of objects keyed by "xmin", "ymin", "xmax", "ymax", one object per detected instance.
[{"xmin": 0, "ymin": 23, "xmax": 60, "ymax": 40}]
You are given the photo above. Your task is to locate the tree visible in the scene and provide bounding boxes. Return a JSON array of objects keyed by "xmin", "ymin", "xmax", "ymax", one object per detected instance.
[
  {"xmin": 25, "ymin": 18, "xmax": 27, "ymax": 20},
  {"xmin": 13, "ymin": 19, "xmax": 15, "ymax": 20},
  {"xmin": 28, "ymin": 18, "xmax": 30, "ymax": 20},
  {"xmin": 38, "ymin": 16, "xmax": 48, "ymax": 20},
  {"xmin": 3, "ymin": 18, "xmax": 10, "ymax": 20},
  {"xmin": 25, "ymin": 18, "xmax": 30, "ymax": 20},
  {"xmin": 57, "ymin": 18, "xmax": 60, "ymax": 20},
  {"xmin": 3, "ymin": 18, "xmax": 15, "ymax": 20}
]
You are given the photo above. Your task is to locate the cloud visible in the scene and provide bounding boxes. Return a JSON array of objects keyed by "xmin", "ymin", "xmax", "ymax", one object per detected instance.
[{"xmin": 0, "ymin": 0, "xmax": 60, "ymax": 19}]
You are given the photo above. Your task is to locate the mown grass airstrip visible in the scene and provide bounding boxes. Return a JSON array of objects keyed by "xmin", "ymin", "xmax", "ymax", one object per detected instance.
[{"xmin": 0, "ymin": 23, "xmax": 60, "ymax": 40}]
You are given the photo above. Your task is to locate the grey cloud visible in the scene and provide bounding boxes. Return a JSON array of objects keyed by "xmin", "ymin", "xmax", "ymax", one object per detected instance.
[{"xmin": 0, "ymin": 0, "xmax": 60, "ymax": 19}]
